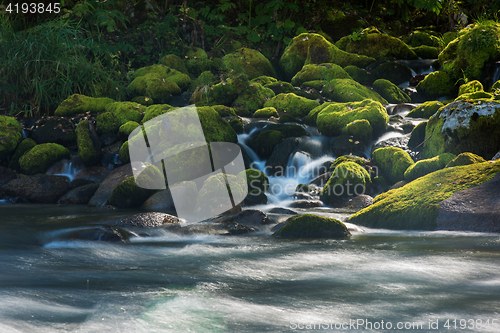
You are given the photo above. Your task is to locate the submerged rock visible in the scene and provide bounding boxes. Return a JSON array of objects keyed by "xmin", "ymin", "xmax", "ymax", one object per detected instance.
[
  {"xmin": 114, "ymin": 212, "xmax": 183, "ymax": 228},
  {"xmin": 273, "ymin": 213, "xmax": 351, "ymax": 239},
  {"xmin": 57, "ymin": 226, "xmax": 133, "ymax": 243},
  {"xmin": 289, "ymin": 200, "xmax": 323, "ymax": 208}
]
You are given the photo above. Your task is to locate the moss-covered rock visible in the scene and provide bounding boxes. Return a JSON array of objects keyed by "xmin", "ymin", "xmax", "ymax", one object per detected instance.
[
  {"xmin": 250, "ymin": 76, "xmax": 278, "ymax": 86},
  {"xmin": 416, "ymin": 71, "xmax": 456, "ymax": 98},
  {"xmin": 372, "ymin": 147, "xmax": 414, "ymax": 184},
  {"xmin": 8, "ymin": 138, "xmax": 36, "ymax": 170},
  {"xmin": 19, "ymin": 143, "xmax": 70, "ymax": 175},
  {"xmin": 404, "ymin": 153, "xmax": 456, "ymax": 181},
  {"xmin": 342, "ymin": 119, "xmax": 373, "ymax": 142},
  {"xmin": 411, "ymin": 45, "xmax": 439, "ymax": 59},
  {"xmin": 126, "ymin": 73, "xmax": 182, "ymax": 103},
  {"xmin": 373, "ymin": 79, "xmax": 411, "ymax": 104},
  {"xmin": 233, "ymin": 83, "xmax": 275, "ymax": 112},
  {"xmin": 96, "ymin": 112, "xmax": 120, "ymax": 136},
  {"xmin": 142, "ymin": 104, "xmax": 175, "ymax": 123},
  {"xmin": 105, "ymin": 102, "xmax": 145, "ymax": 126},
  {"xmin": 408, "ymin": 121, "xmax": 427, "ymax": 150},
  {"xmin": 119, "ymin": 141, "xmax": 130, "ymax": 163},
  {"xmin": 322, "ymin": 79, "xmax": 388, "ymax": 104},
  {"xmin": 445, "ymin": 152, "xmax": 486, "ymax": 167},
  {"xmin": 159, "ymin": 54, "xmax": 188, "ymax": 74},
  {"xmin": 291, "ymin": 63, "xmax": 351, "ymax": 86},
  {"xmin": 229, "ymin": 118, "xmax": 244, "ymax": 134},
  {"xmin": 263, "ymin": 93, "xmax": 320, "ymax": 118},
  {"xmin": 407, "ymin": 30, "xmax": 440, "ymax": 47},
  {"xmin": 211, "ymin": 105, "xmax": 237, "ymax": 117},
  {"xmin": 0, "ymin": 115, "xmax": 23, "ymax": 160},
  {"xmin": 185, "ymin": 47, "xmax": 211, "ymax": 76},
  {"xmin": 131, "ymin": 96, "xmax": 154, "ymax": 106},
  {"xmin": 273, "ymin": 213, "xmax": 351, "ymax": 239},
  {"xmin": 223, "ymin": 48, "xmax": 277, "ymax": 79},
  {"xmin": 304, "ymin": 40, "xmax": 376, "ymax": 69},
  {"xmin": 264, "ymin": 81, "xmax": 296, "ymax": 95},
  {"xmin": 370, "ymin": 61, "xmax": 413, "ymax": 86},
  {"xmin": 320, "ymin": 161, "xmax": 371, "ymax": 205},
  {"xmin": 238, "ymin": 169, "xmax": 269, "ymax": 193},
  {"xmin": 316, "ymin": 99, "xmax": 388, "ymax": 137},
  {"xmin": 190, "ymin": 75, "xmax": 248, "ymax": 106},
  {"xmin": 458, "ymin": 80, "xmax": 484, "ymax": 95},
  {"xmin": 253, "ymin": 107, "xmax": 279, "ymax": 118},
  {"xmin": 343, "ymin": 65, "xmax": 376, "ymax": 86},
  {"xmin": 196, "ymin": 173, "xmax": 247, "ymax": 214},
  {"xmin": 422, "ymin": 99, "xmax": 500, "ymax": 159},
  {"xmin": 196, "ymin": 106, "xmax": 238, "ymax": 143},
  {"xmin": 76, "ymin": 120, "xmax": 102, "ymax": 166},
  {"xmin": 340, "ymin": 27, "xmax": 417, "ymax": 61},
  {"xmin": 118, "ymin": 121, "xmax": 140, "ymax": 141},
  {"xmin": 348, "ymin": 160, "xmax": 500, "ymax": 230},
  {"xmin": 329, "ymin": 154, "xmax": 370, "ymax": 172},
  {"xmin": 248, "ymin": 130, "xmax": 284, "ymax": 159},
  {"xmin": 454, "ymin": 91, "xmax": 493, "ymax": 101},
  {"xmin": 438, "ymin": 21, "xmax": 500, "ymax": 82},
  {"xmin": 191, "ymin": 71, "xmax": 218, "ymax": 91},
  {"xmin": 54, "ymin": 94, "xmax": 115, "ymax": 117},
  {"xmin": 406, "ymin": 101, "xmax": 444, "ymax": 118}
]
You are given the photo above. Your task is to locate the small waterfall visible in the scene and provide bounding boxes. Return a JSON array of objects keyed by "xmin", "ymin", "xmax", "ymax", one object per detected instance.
[
  {"xmin": 47, "ymin": 160, "xmax": 84, "ymax": 181},
  {"xmin": 364, "ymin": 131, "xmax": 406, "ymax": 158},
  {"xmin": 237, "ymin": 130, "xmax": 265, "ymax": 172}
]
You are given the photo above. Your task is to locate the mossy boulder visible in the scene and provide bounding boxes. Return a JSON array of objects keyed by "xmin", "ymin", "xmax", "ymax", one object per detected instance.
[
  {"xmin": 320, "ymin": 161, "xmax": 371, "ymax": 205},
  {"xmin": 304, "ymin": 102, "xmax": 334, "ymax": 125},
  {"xmin": 291, "ymin": 63, "xmax": 351, "ymax": 86},
  {"xmin": 196, "ymin": 106, "xmax": 238, "ymax": 143},
  {"xmin": 322, "ymin": 79, "xmax": 388, "ymax": 104},
  {"xmin": 131, "ymin": 96, "xmax": 154, "ymax": 106},
  {"xmin": 445, "ymin": 152, "xmax": 486, "ymax": 167},
  {"xmin": 190, "ymin": 75, "xmax": 248, "ymax": 106},
  {"xmin": 273, "ymin": 214, "xmax": 351, "ymax": 239},
  {"xmin": 408, "ymin": 121, "xmax": 427, "ymax": 150},
  {"xmin": 407, "ymin": 31, "xmax": 440, "ymax": 47},
  {"xmin": 233, "ymin": 83, "xmax": 275, "ymax": 112},
  {"xmin": 340, "ymin": 27, "xmax": 417, "ymax": 61},
  {"xmin": 238, "ymin": 169, "xmax": 269, "ymax": 193},
  {"xmin": 264, "ymin": 81, "xmax": 296, "ymax": 95},
  {"xmin": 130, "ymin": 64, "xmax": 171, "ymax": 79},
  {"xmin": 458, "ymin": 80, "xmax": 484, "ymax": 96},
  {"xmin": 105, "ymin": 102, "xmax": 145, "ymax": 126},
  {"xmin": 196, "ymin": 173, "xmax": 247, "ymax": 214},
  {"xmin": 343, "ymin": 65, "xmax": 376, "ymax": 86},
  {"xmin": 223, "ymin": 48, "xmax": 277, "ymax": 79},
  {"xmin": 348, "ymin": 160, "xmax": 500, "ymax": 230},
  {"xmin": 411, "ymin": 45, "xmax": 439, "ymax": 59},
  {"xmin": 404, "ymin": 153, "xmax": 456, "ymax": 181},
  {"xmin": 76, "ymin": 120, "xmax": 102, "ymax": 166},
  {"xmin": 316, "ymin": 99, "xmax": 389, "ymax": 137},
  {"xmin": 251, "ymin": 76, "xmax": 278, "ymax": 86},
  {"xmin": 248, "ymin": 130, "xmax": 284, "ymax": 159},
  {"xmin": 96, "ymin": 112, "xmax": 120, "ymax": 136},
  {"xmin": 126, "ymin": 73, "xmax": 181, "ymax": 103},
  {"xmin": 304, "ymin": 40, "xmax": 375, "ymax": 69},
  {"xmin": 54, "ymin": 94, "xmax": 115, "ymax": 117},
  {"xmin": 373, "ymin": 79, "xmax": 411, "ymax": 104},
  {"xmin": 329, "ymin": 154, "xmax": 370, "ymax": 172},
  {"xmin": 438, "ymin": 21, "xmax": 500, "ymax": 82},
  {"xmin": 372, "ymin": 147, "xmax": 414, "ymax": 184},
  {"xmin": 416, "ymin": 71, "xmax": 456, "ymax": 99},
  {"xmin": 8, "ymin": 138, "xmax": 36, "ymax": 170},
  {"xmin": 253, "ymin": 107, "xmax": 279, "ymax": 118},
  {"xmin": 119, "ymin": 141, "xmax": 130, "ymax": 163},
  {"xmin": 370, "ymin": 61, "xmax": 413, "ymax": 86},
  {"xmin": 19, "ymin": 143, "xmax": 70, "ymax": 175},
  {"xmin": 211, "ymin": 105, "xmax": 237, "ymax": 117},
  {"xmin": 263, "ymin": 93, "xmax": 320, "ymax": 118},
  {"xmin": 0, "ymin": 115, "xmax": 22, "ymax": 160},
  {"xmin": 118, "ymin": 121, "xmax": 140, "ymax": 141},
  {"xmin": 422, "ymin": 99, "xmax": 500, "ymax": 159},
  {"xmin": 229, "ymin": 118, "xmax": 244, "ymax": 134},
  {"xmin": 454, "ymin": 91, "xmax": 493, "ymax": 101},
  {"xmin": 406, "ymin": 101, "xmax": 444, "ymax": 118},
  {"xmin": 342, "ymin": 119, "xmax": 373, "ymax": 142},
  {"xmin": 185, "ymin": 47, "xmax": 211, "ymax": 76},
  {"xmin": 159, "ymin": 54, "xmax": 188, "ymax": 74},
  {"xmin": 142, "ymin": 104, "xmax": 175, "ymax": 123},
  {"xmin": 191, "ymin": 71, "xmax": 218, "ymax": 90}
]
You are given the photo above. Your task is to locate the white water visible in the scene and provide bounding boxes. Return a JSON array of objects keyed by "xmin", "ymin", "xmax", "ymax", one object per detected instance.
[{"xmin": 46, "ymin": 160, "xmax": 84, "ymax": 181}]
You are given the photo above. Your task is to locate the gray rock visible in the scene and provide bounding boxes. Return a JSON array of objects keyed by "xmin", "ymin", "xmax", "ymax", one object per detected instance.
[
  {"xmin": 2, "ymin": 174, "xmax": 71, "ymax": 203},
  {"xmin": 141, "ymin": 189, "xmax": 176, "ymax": 214},
  {"xmin": 436, "ymin": 173, "xmax": 500, "ymax": 232},
  {"xmin": 372, "ymin": 135, "xmax": 410, "ymax": 154},
  {"xmin": 289, "ymin": 200, "xmax": 323, "ymax": 208},
  {"xmin": 58, "ymin": 183, "xmax": 100, "ymax": 205},
  {"xmin": 343, "ymin": 194, "xmax": 373, "ymax": 209},
  {"xmin": 219, "ymin": 209, "xmax": 270, "ymax": 226},
  {"xmin": 268, "ymin": 207, "xmax": 298, "ymax": 215},
  {"xmin": 115, "ymin": 212, "xmax": 183, "ymax": 227},
  {"xmin": 88, "ymin": 164, "xmax": 133, "ymax": 207}
]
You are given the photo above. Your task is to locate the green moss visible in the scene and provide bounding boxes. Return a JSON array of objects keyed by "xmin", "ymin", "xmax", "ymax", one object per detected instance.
[
  {"xmin": 372, "ymin": 147, "xmax": 414, "ymax": 184},
  {"xmin": 142, "ymin": 104, "xmax": 175, "ymax": 123},
  {"xmin": 273, "ymin": 214, "xmax": 350, "ymax": 239},
  {"xmin": 322, "ymin": 79, "xmax": 388, "ymax": 104},
  {"xmin": 251, "ymin": 76, "xmax": 278, "ymax": 86},
  {"xmin": 76, "ymin": 120, "xmax": 101, "ymax": 166},
  {"xmin": 264, "ymin": 81, "xmax": 296, "ymax": 95},
  {"xmin": 105, "ymin": 102, "xmax": 145, "ymax": 126},
  {"xmin": 304, "ymin": 102, "xmax": 334, "ymax": 125},
  {"xmin": 126, "ymin": 73, "xmax": 181, "ymax": 103},
  {"xmin": 196, "ymin": 173, "xmax": 247, "ymax": 213},
  {"xmin": 119, "ymin": 121, "xmax": 140, "ymax": 140},
  {"xmin": 348, "ymin": 161, "xmax": 500, "ymax": 230},
  {"xmin": 196, "ymin": 106, "xmax": 238, "ymax": 143},
  {"xmin": 373, "ymin": 79, "xmax": 411, "ymax": 104},
  {"xmin": 185, "ymin": 47, "xmax": 211, "ymax": 76},
  {"xmin": 54, "ymin": 94, "xmax": 115, "ymax": 117},
  {"xmin": 300, "ymin": 80, "xmax": 326, "ymax": 90},
  {"xmin": 0, "ymin": 115, "xmax": 22, "ymax": 159},
  {"xmin": 411, "ymin": 45, "xmax": 439, "ymax": 59},
  {"xmin": 159, "ymin": 54, "xmax": 188, "ymax": 74},
  {"xmin": 19, "ymin": 143, "xmax": 70, "ymax": 175},
  {"xmin": 304, "ymin": 40, "xmax": 376, "ymax": 69},
  {"xmin": 408, "ymin": 121, "xmax": 427, "ymax": 149},
  {"xmin": 248, "ymin": 130, "xmax": 284, "ymax": 158},
  {"xmin": 263, "ymin": 93, "xmax": 320, "ymax": 118},
  {"xmin": 316, "ymin": 99, "xmax": 388, "ymax": 137},
  {"xmin": 445, "ymin": 152, "xmax": 486, "ymax": 167},
  {"xmin": 212, "ymin": 105, "xmax": 237, "ymax": 117},
  {"xmin": 404, "ymin": 153, "xmax": 456, "ymax": 181},
  {"xmin": 119, "ymin": 141, "xmax": 130, "ymax": 163},
  {"xmin": 416, "ymin": 71, "xmax": 456, "ymax": 98},
  {"xmin": 458, "ymin": 80, "xmax": 484, "ymax": 95},
  {"xmin": 406, "ymin": 101, "xmax": 444, "ymax": 118},
  {"xmin": 342, "ymin": 119, "xmax": 373, "ymax": 142},
  {"xmin": 407, "ymin": 31, "xmax": 440, "ymax": 47},
  {"xmin": 291, "ymin": 63, "xmax": 351, "ymax": 86},
  {"xmin": 253, "ymin": 107, "xmax": 279, "ymax": 118},
  {"xmin": 8, "ymin": 138, "xmax": 36, "ymax": 170},
  {"xmin": 233, "ymin": 83, "xmax": 275, "ymax": 112},
  {"xmin": 329, "ymin": 154, "xmax": 369, "ymax": 172},
  {"xmin": 223, "ymin": 47, "xmax": 277, "ymax": 79},
  {"xmin": 455, "ymin": 91, "xmax": 493, "ymax": 101},
  {"xmin": 229, "ymin": 118, "xmax": 244, "ymax": 134},
  {"xmin": 343, "ymin": 65, "xmax": 376, "ymax": 86},
  {"xmin": 131, "ymin": 64, "xmax": 171, "ymax": 79},
  {"xmin": 96, "ymin": 112, "xmax": 119, "ymax": 135},
  {"xmin": 131, "ymin": 96, "xmax": 154, "ymax": 106},
  {"xmin": 190, "ymin": 75, "xmax": 248, "ymax": 106},
  {"xmin": 320, "ymin": 161, "xmax": 371, "ymax": 205},
  {"xmin": 191, "ymin": 71, "xmax": 218, "ymax": 91},
  {"xmin": 269, "ymin": 124, "xmax": 309, "ymax": 138},
  {"xmin": 238, "ymin": 169, "xmax": 269, "ymax": 193}
]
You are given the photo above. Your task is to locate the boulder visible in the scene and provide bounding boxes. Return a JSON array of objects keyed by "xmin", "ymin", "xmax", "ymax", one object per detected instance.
[
  {"xmin": 238, "ymin": 169, "xmax": 269, "ymax": 193},
  {"xmin": 196, "ymin": 173, "xmax": 247, "ymax": 215},
  {"xmin": 408, "ymin": 121, "xmax": 427, "ymax": 150},
  {"xmin": 343, "ymin": 194, "xmax": 373, "ymax": 209},
  {"xmin": 406, "ymin": 101, "xmax": 444, "ymax": 118},
  {"xmin": 445, "ymin": 152, "xmax": 486, "ymax": 168},
  {"xmin": 0, "ymin": 115, "xmax": 22, "ymax": 160},
  {"xmin": 8, "ymin": 138, "xmax": 36, "ymax": 170},
  {"xmin": 233, "ymin": 83, "xmax": 275, "ymax": 112},
  {"xmin": 265, "ymin": 137, "xmax": 302, "ymax": 176},
  {"xmin": 416, "ymin": 71, "xmax": 455, "ymax": 99},
  {"xmin": 142, "ymin": 104, "xmax": 175, "ymax": 123},
  {"xmin": 248, "ymin": 130, "xmax": 284, "ymax": 159},
  {"xmin": 54, "ymin": 94, "xmax": 114, "ymax": 117},
  {"xmin": 404, "ymin": 153, "xmax": 456, "ymax": 181},
  {"xmin": 19, "ymin": 143, "xmax": 70, "ymax": 175},
  {"xmin": 322, "ymin": 79, "xmax": 387, "ymax": 104},
  {"xmin": 372, "ymin": 79, "xmax": 411, "ymax": 104},
  {"xmin": 118, "ymin": 121, "xmax": 140, "ymax": 141},
  {"xmin": 127, "ymin": 73, "xmax": 181, "ymax": 103},
  {"xmin": 291, "ymin": 63, "xmax": 351, "ymax": 86},
  {"xmin": 253, "ymin": 107, "xmax": 279, "ymax": 119},
  {"xmin": 184, "ymin": 47, "xmax": 211, "ymax": 76},
  {"xmin": 218, "ymin": 209, "xmax": 270, "ymax": 227},
  {"xmin": 348, "ymin": 160, "xmax": 500, "ymax": 230},
  {"xmin": 222, "ymin": 48, "xmax": 277, "ymax": 79},
  {"xmin": 263, "ymin": 93, "xmax": 320, "ymax": 118},
  {"xmin": 273, "ymin": 213, "xmax": 351, "ymax": 239},
  {"xmin": 114, "ymin": 212, "xmax": 182, "ymax": 227},
  {"xmin": 0, "ymin": 166, "xmax": 17, "ymax": 189},
  {"xmin": 75, "ymin": 119, "xmax": 102, "ymax": 166},
  {"xmin": 159, "ymin": 54, "xmax": 188, "ymax": 74},
  {"xmin": 31, "ymin": 117, "xmax": 76, "ymax": 147},
  {"xmin": 2, "ymin": 174, "xmax": 71, "ymax": 203},
  {"xmin": 372, "ymin": 147, "xmax": 414, "ymax": 184},
  {"xmin": 289, "ymin": 200, "xmax": 323, "ymax": 208},
  {"xmin": 88, "ymin": 164, "xmax": 133, "ymax": 207},
  {"xmin": 57, "ymin": 183, "xmax": 100, "ymax": 205},
  {"xmin": 320, "ymin": 161, "xmax": 371, "ymax": 205},
  {"xmin": 104, "ymin": 101, "xmax": 145, "ymax": 127},
  {"xmin": 411, "ymin": 45, "xmax": 439, "ymax": 59},
  {"xmin": 343, "ymin": 65, "xmax": 376, "ymax": 85},
  {"xmin": 370, "ymin": 61, "xmax": 413, "ymax": 86}
]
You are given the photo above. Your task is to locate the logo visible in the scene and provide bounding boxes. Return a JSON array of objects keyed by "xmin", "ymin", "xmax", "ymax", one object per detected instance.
[{"xmin": 128, "ymin": 105, "xmax": 248, "ymax": 222}]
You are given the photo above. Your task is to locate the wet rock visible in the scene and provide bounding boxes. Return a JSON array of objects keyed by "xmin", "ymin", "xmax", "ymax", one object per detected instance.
[
  {"xmin": 330, "ymin": 135, "xmax": 366, "ymax": 157},
  {"xmin": 141, "ymin": 189, "xmax": 177, "ymax": 213},
  {"xmin": 219, "ymin": 209, "xmax": 270, "ymax": 227},
  {"xmin": 343, "ymin": 194, "xmax": 373, "ymax": 209},
  {"xmin": 72, "ymin": 166, "xmax": 113, "ymax": 186},
  {"xmin": 289, "ymin": 200, "xmax": 323, "ymax": 208},
  {"xmin": 58, "ymin": 183, "xmax": 100, "ymax": 205},
  {"xmin": 268, "ymin": 207, "xmax": 298, "ymax": 215},
  {"xmin": 2, "ymin": 174, "xmax": 71, "ymax": 203},
  {"xmin": 409, "ymin": 74, "xmax": 426, "ymax": 86},
  {"xmin": 309, "ymin": 172, "xmax": 331, "ymax": 187},
  {"xmin": 114, "ymin": 212, "xmax": 183, "ymax": 228},
  {"xmin": 372, "ymin": 136, "xmax": 411, "ymax": 155},
  {"xmin": 178, "ymin": 222, "xmax": 255, "ymax": 236},
  {"xmin": 436, "ymin": 173, "xmax": 500, "ymax": 232},
  {"xmin": 57, "ymin": 226, "xmax": 133, "ymax": 242},
  {"xmin": 265, "ymin": 137, "xmax": 302, "ymax": 176},
  {"xmin": 88, "ymin": 164, "xmax": 133, "ymax": 207},
  {"xmin": 386, "ymin": 115, "xmax": 418, "ymax": 134},
  {"xmin": 31, "ymin": 118, "xmax": 76, "ymax": 147}
]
